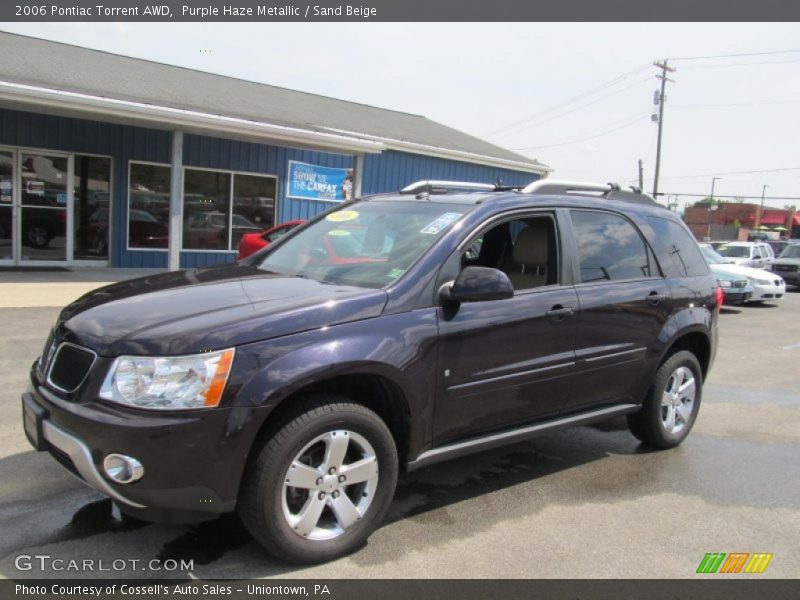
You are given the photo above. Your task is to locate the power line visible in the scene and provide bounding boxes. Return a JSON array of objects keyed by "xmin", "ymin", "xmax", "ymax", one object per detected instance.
[
  {"xmin": 659, "ymin": 167, "xmax": 800, "ymax": 180},
  {"xmin": 511, "ymin": 114, "xmax": 649, "ymax": 151},
  {"xmin": 482, "ymin": 64, "xmax": 650, "ymax": 138},
  {"xmin": 679, "ymin": 58, "xmax": 800, "ymax": 69},
  {"xmin": 668, "ymin": 49, "xmax": 800, "ymax": 61},
  {"xmin": 672, "ymin": 99, "xmax": 800, "ymax": 109},
  {"xmin": 654, "ymin": 192, "xmax": 800, "ymax": 200},
  {"xmin": 493, "ymin": 76, "xmax": 652, "ymax": 140}
]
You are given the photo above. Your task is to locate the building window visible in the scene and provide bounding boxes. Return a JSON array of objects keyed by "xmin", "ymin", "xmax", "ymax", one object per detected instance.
[
  {"xmin": 74, "ymin": 155, "xmax": 111, "ymax": 260},
  {"xmin": 183, "ymin": 168, "xmax": 275, "ymax": 252},
  {"xmin": 127, "ymin": 164, "xmax": 276, "ymax": 252},
  {"xmin": 183, "ymin": 169, "xmax": 231, "ymax": 250},
  {"xmin": 128, "ymin": 163, "xmax": 170, "ymax": 249},
  {"xmin": 232, "ymin": 173, "xmax": 277, "ymax": 248}
]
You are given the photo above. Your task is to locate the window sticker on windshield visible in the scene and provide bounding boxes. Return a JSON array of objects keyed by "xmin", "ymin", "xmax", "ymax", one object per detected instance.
[
  {"xmin": 327, "ymin": 229, "xmax": 351, "ymax": 237},
  {"xmin": 326, "ymin": 210, "xmax": 359, "ymax": 222},
  {"xmin": 420, "ymin": 212, "xmax": 462, "ymax": 235},
  {"xmin": 387, "ymin": 268, "xmax": 405, "ymax": 280}
]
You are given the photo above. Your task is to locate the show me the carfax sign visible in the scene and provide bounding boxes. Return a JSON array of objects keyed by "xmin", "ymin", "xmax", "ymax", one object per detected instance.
[{"xmin": 287, "ymin": 160, "xmax": 353, "ymax": 202}]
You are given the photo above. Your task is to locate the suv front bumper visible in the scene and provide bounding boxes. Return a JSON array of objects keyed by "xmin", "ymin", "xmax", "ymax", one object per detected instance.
[
  {"xmin": 23, "ymin": 392, "xmax": 147, "ymax": 508},
  {"xmin": 21, "ymin": 373, "xmax": 253, "ymax": 523}
]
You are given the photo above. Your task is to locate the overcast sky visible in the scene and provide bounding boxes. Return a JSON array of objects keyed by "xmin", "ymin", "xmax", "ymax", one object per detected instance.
[{"xmin": 2, "ymin": 22, "xmax": 799, "ymax": 211}]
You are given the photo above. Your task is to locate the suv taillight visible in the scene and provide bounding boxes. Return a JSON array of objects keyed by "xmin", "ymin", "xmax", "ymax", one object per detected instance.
[{"xmin": 713, "ymin": 286, "xmax": 724, "ymax": 310}]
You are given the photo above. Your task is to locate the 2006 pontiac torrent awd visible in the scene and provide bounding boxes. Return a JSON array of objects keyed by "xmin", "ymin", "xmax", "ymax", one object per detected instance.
[{"xmin": 22, "ymin": 179, "xmax": 718, "ymax": 564}]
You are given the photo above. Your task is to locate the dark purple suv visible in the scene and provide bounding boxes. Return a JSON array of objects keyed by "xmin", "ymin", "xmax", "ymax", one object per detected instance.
[{"xmin": 22, "ymin": 180, "xmax": 718, "ymax": 564}]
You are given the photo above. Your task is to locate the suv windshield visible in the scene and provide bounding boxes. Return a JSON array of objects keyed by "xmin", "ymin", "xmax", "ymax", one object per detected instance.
[
  {"xmin": 700, "ymin": 246, "xmax": 725, "ymax": 264},
  {"xmin": 256, "ymin": 201, "xmax": 467, "ymax": 288},
  {"xmin": 779, "ymin": 244, "xmax": 800, "ymax": 259},
  {"xmin": 717, "ymin": 245, "xmax": 750, "ymax": 258}
]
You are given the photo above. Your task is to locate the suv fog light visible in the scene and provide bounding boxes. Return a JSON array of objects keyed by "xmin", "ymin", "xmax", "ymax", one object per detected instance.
[{"xmin": 103, "ymin": 453, "xmax": 144, "ymax": 484}]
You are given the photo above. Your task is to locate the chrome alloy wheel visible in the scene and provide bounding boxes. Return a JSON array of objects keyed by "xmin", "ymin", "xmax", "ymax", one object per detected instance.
[
  {"xmin": 282, "ymin": 430, "xmax": 379, "ymax": 541},
  {"xmin": 661, "ymin": 366, "xmax": 696, "ymax": 435}
]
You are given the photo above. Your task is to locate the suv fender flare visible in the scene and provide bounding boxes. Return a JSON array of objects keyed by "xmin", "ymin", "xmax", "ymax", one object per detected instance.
[{"xmin": 231, "ymin": 335, "xmax": 421, "ymax": 442}]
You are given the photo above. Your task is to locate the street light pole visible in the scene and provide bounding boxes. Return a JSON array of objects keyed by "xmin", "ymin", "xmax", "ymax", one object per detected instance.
[
  {"xmin": 706, "ymin": 177, "xmax": 721, "ymax": 241},
  {"xmin": 755, "ymin": 184, "xmax": 769, "ymax": 230}
]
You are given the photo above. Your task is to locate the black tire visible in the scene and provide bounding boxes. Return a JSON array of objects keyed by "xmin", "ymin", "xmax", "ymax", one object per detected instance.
[
  {"xmin": 238, "ymin": 395, "xmax": 398, "ymax": 564},
  {"xmin": 627, "ymin": 350, "xmax": 703, "ymax": 449},
  {"xmin": 24, "ymin": 224, "xmax": 51, "ymax": 249}
]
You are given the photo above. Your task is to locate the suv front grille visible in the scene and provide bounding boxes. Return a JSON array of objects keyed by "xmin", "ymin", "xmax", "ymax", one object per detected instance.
[
  {"xmin": 48, "ymin": 445, "xmax": 82, "ymax": 479},
  {"xmin": 773, "ymin": 265, "xmax": 797, "ymax": 273},
  {"xmin": 46, "ymin": 343, "xmax": 97, "ymax": 394}
]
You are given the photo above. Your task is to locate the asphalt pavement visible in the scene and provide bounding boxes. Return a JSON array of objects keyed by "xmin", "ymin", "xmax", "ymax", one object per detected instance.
[{"xmin": 0, "ymin": 269, "xmax": 797, "ymax": 579}]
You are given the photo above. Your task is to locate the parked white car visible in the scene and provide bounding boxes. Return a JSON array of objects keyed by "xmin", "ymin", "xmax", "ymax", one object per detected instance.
[
  {"xmin": 701, "ymin": 247, "xmax": 785, "ymax": 303},
  {"xmin": 715, "ymin": 241, "xmax": 775, "ymax": 269},
  {"xmin": 698, "ymin": 243, "xmax": 735, "ymax": 263}
]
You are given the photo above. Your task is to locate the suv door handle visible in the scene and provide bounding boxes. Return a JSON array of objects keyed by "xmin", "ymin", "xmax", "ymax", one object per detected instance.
[
  {"xmin": 647, "ymin": 291, "xmax": 666, "ymax": 306},
  {"xmin": 546, "ymin": 305, "xmax": 574, "ymax": 320}
]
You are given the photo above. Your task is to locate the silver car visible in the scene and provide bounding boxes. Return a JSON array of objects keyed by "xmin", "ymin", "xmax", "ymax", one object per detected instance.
[{"xmin": 768, "ymin": 243, "xmax": 800, "ymax": 286}]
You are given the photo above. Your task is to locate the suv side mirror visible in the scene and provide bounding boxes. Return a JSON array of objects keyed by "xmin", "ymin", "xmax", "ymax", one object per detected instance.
[{"xmin": 440, "ymin": 266, "xmax": 514, "ymax": 304}]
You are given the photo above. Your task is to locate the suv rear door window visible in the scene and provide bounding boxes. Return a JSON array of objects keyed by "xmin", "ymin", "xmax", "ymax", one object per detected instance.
[
  {"xmin": 570, "ymin": 210, "xmax": 653, "ymax": 283},
  {"xmin": 647, "ymin": 216, "xmax": 710, "ymax": 277}
]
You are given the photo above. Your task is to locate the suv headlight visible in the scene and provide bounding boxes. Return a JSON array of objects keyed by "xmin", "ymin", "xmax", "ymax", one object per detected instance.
[
  {"xmin": 99, "ymin": 349, "xmax": 235, "ymax": 410},
  {"xmin": 716, "ymin": 280, "xmax": 732, "ymax": 288},
  {"xmin": 746, "ymin": 276, "xmax": 771, "ymax": 285}
]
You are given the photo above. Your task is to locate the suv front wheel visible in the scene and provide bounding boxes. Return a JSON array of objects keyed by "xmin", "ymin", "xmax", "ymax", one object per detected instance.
[
  {"xmin": 627, "ymin": 350, "xmax": 703, "ymax": 449},
  {"xmin": 239, "ymin": 395, "xmax": 398, "ymax": 564}
]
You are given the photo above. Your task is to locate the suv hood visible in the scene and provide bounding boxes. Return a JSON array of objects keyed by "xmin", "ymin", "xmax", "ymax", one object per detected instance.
[
  {"xmin": 709, "ymin": 263, "xmax": 780, "ymax": 280},
  {"xmin": 55, "ymin": 265, "xmax": 388, "ymax": 356}
]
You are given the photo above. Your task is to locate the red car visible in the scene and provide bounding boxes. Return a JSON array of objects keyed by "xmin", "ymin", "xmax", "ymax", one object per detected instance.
[{"xmin": 236, "ymin": 220, "xmax": 304, "ymax": 260}]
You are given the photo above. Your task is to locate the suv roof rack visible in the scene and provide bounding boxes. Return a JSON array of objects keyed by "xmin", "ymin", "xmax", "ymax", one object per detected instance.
[
  {"xmin": 400, "ymin": 180, "xmax": 522, "ymax": 195},
  {"xmin": 521, "ymin": 179, "xmax": 657, "ymax": 205}
]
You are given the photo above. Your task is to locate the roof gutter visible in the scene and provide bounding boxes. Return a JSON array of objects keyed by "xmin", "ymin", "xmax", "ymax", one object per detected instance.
[
  {"xmin": 0, "ymin": 80, "xmax": 385, "ymax": 155},
  {"xmin": 319, "ymin": 126, "xmax": 552, "ymax": 176},
  {"xmin": 0, "ymin": 80, "xmax": 551, "ymax": 175}
]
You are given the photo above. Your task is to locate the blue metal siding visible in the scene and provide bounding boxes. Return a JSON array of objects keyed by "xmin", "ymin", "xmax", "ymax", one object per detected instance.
[
  {"xmin": 362, "ymin": 150, "xmax": 539, "ymax": 195},
  {"xmin": 180, "ymin": 134, "xmax": 355, "ymax": 268},
  {"xmin": 1, "ymin": 109, "xmax": 540, "ymax": 269},
  {"xmin": 0, "ymin": 107, "xmax": 171, "ymax": 268}
]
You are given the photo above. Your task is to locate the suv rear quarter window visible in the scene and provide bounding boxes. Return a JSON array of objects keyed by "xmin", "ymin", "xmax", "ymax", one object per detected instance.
[{"xmin": 647, "ymin": 216, "xmax": 710, "ymax": 277}]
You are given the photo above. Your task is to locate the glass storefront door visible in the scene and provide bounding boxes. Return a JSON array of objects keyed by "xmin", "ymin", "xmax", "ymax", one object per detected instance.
[
  {"xmin": 0, "ymin": 148, "xmax": 111, "ymax": 265},
  {"xmin": 0, "ymin": 151, "xmax": 12, "ymax": 261},
  {"xmin": 19, "ymin": 152, "xmax": 69, "ymax": 262}
]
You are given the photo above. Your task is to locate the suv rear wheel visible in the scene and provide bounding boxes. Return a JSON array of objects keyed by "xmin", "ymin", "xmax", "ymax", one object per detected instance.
[
  {"xmin": 627, "ymin": 350, "xmax": 703, "ymax": 449},
  {"xmin": 239, "ymin": 395, "xmax": 398, "ymax": 564}
]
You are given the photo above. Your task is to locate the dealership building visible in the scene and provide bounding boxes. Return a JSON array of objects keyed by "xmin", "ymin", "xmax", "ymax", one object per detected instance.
[{"xmin": 0, "ymin": 32, "xmax": 549, "ymax": 269}]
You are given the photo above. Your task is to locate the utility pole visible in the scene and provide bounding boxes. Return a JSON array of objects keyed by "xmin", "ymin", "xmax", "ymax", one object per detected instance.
[
  {"xmin": 755, "ymin": 184, "xmax": 769, "ymax": 229},
  {"xmin": 638, "ymin": 159, "xmax": 644, "ymax": 191},
  {"xmin": 706, "ymin": 177, "xmax": 721, "ymax": 241},
  {"xmin": 652, "ymin": 60, "xmax": 676, "ymax": 199}
]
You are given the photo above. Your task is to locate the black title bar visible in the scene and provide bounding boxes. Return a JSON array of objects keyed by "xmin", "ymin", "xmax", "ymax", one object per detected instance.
[
  {"xmin": 6, "ymin": 579, "xmax": 800, "ymax": 600},
  {"xmin": 2, "ymin": 0, "xmax": 800, "ymax": 22}
]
